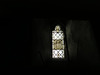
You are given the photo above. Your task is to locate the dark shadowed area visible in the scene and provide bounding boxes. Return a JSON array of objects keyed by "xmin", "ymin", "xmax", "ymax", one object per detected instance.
[{"xmin": 1, "ymin": 1, "xmax": 100, "ymax": 74}]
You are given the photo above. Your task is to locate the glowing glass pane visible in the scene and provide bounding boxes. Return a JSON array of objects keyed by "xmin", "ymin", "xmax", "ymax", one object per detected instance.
[{"xmin": 52, "ymin": 25, "xmax": 64, "ymax": 58}]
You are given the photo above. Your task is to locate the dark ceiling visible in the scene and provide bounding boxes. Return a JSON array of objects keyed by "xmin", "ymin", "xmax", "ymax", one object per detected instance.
[{"xmin": 0, "ymin": 1, "xmax": 100, "ymax": 18}]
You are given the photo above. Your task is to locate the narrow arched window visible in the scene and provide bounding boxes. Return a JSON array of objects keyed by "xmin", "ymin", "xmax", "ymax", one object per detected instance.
[{"xmin": 52, "ymin": 25, "xmax": 64, "ymax": 58}]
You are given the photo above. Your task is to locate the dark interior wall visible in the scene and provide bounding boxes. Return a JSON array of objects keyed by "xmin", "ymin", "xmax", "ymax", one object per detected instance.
[
  {"xmin": 66, "ymin": 20, "xmax": 100, "ymax": 67},
  {"xmin": 31, "ymin": 19, "xmax": 100, "ymax": 66},
  {"xmin": 32, "ymin": 19, "xmax": 51, "ymax": 66},
  {"xmin": 28, "ymin": 18, "xmax": 100, "ymax": 75}
]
